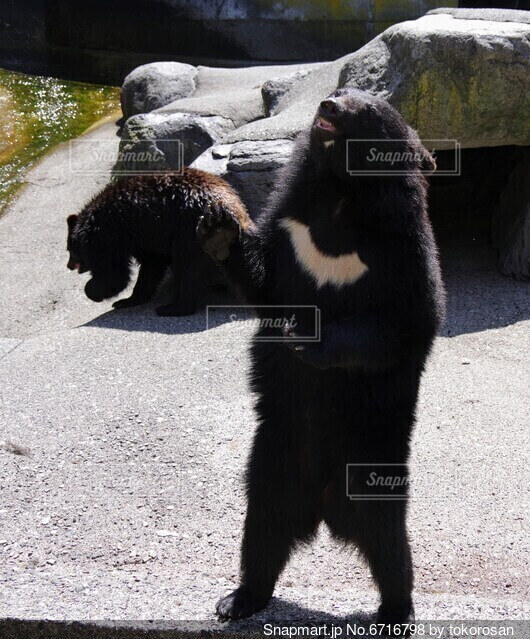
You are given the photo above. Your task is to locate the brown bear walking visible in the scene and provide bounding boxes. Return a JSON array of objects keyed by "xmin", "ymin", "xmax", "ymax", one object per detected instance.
[{"xmin": 67, "ymin": 170, "xmax": 251, "ymax": 316}]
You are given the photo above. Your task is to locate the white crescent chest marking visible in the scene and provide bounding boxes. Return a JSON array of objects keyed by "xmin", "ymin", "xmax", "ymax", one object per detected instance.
[{"xmin": 278, "ymin": 217, "xmax": 368, "ymax": 289}]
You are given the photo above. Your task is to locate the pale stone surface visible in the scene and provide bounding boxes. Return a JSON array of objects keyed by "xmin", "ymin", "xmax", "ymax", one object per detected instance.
[
  {"xmin": 339, "ymin": 13, "xmax": 530, "ymax": 149},
  {"xmin": 121, "ymin": 62, "xmax": 198, "ymax": 119}
]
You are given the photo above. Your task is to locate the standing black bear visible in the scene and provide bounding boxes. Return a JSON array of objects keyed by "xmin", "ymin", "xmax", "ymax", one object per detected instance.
[
  {"xmin": 67, "ymin": 170, "xmax": 251, "ymax": 316},
  {"xmin": 198, "ymin": 89, "xmax": 445, "ymax": 626}
]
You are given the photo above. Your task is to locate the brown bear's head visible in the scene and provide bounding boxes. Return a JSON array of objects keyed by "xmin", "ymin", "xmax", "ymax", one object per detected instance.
[
  {"xmin": 66, "ymin": 212, "xmax": 131, "ymax": 303},
  {"xmin": 66, "ymin": 214, "xmax": 89, "ymax": 274}
]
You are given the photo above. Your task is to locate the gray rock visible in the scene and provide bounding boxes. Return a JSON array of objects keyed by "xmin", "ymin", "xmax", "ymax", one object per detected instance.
[
  {"xmin": 192, "ymin": 139, "xmax": 294, "ymax": 217},
  {"xmin": 116, "ymin": 62, "xmax": 320, "ymax": 175},
  {"xmin": 116, "ymin": 111, "xmax": 233, "ymax": 172},
  {"xmin": 427, "ymin": 8, "xmax": 530, "ymax": 25},
  {"xmin": 339, "ymin": 11, "xmax": 530, "ymax": 149},
  {"xmin": 121, "ymin": 62, "xmax": 197, "ymax": 119},
  {"xmin": 155, "ymin": 89, "xmax": 264, "ymax": 130},
  {"xmin": 226, "ymin": 140, "xmax": 294, "ymax": 173},
  {"xmin": 155, "ymin": 63, "xmax": 323, "ymax": 127},
  {"xmin": 262, "ymin": 69, "xmax": 313, "ymax": 116},
  {"xmin": 191, "ymin": 63, "xmax": 320, "ymax": 98}
]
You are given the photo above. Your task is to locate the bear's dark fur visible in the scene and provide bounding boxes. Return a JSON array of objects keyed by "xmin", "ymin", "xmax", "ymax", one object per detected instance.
[
  {"xmin": 198, "ymin": 89, "xmax": 445, "ymax": 626},
  {"xmin": 67, "ymin": 170, "xmax": 250, "ymax": 316}
]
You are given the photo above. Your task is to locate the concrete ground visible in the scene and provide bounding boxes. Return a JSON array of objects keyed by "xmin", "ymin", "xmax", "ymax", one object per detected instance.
[{"xmin": 0, "ymin": 123, "xmax": 528, "ymax": 637}]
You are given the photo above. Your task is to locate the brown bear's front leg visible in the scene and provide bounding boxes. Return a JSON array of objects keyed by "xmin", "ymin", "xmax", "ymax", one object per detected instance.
[{"xmin": 113, "ymin": 257, "xmax": 167, "ymax": 309}]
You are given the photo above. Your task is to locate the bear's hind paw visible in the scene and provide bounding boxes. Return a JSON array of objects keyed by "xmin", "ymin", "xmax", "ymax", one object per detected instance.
[
  {"xmin": 216, "ymin": 586, "xmax": 269, "ymax": 621},
  {"xmin": 377, "ymin": 602, "xmax": 415, "ymax": 637}
]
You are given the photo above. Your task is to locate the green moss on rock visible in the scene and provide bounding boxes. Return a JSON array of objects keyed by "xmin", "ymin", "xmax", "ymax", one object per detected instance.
[{"xmin": 0, "ymin": 69, "xmax": 119, "ymax": 213}]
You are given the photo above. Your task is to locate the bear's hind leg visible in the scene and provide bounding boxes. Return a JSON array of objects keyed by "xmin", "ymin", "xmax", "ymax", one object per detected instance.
[
  {"xmin": 216, "ymin": 419, "xmax": 320, "ymax": 620},
  {"xmin": 356, "ymin": 499, "xmax": 414, "ymax": 628},
  {"xmin": 156, "ymin": 239, "xmax": 198, "ymax": 316},
  {"xmin": 324, "ymin": 476, "xmax": 414, "ymax": 631},
  {"xmin": 113, "ymin": 257, "xmax": 167, "ymax": 309}
]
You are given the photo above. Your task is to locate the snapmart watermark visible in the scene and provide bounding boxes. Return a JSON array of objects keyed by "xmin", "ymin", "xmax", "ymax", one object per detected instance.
[
  {"xmin": 345, "ymin": 139, "xmax": 460, "ymax": 176},
  {"xmin": 262, "ymin": 621, "xmax": 523, "ymax": 638},
  {"xmin": 206, "ymin": 305, "xmax": 321, "ymax": 342},
  {"xmin": 69, "ymin": 138, "xmax": 185, "ymax": 176},
  {"xmin": 18, "ymin": 621, "xmax": 523, "ymax": 638},
  {"xmin": 345, "ymin": 461, "xmax": 528, "ymax": 502},
  {"xmin": 347, "ymin": 463, "xmax": 411, "ymax": 501}
]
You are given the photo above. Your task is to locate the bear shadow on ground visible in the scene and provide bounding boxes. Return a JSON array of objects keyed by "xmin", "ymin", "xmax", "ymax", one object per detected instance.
[
  {"xmin": 213, "ymin": 598, "xmax": 377, "ymax": 636},
  {"xmin": 81, "ymin": 246, "xmax": 528, "ymax": 338},
  {"xmin": 0, "ymin": 601, "xmax": 382, "ymax": 639},
  {"xmin": 81, "ymin": 277, "xmax": 252, "ymax": 336}
]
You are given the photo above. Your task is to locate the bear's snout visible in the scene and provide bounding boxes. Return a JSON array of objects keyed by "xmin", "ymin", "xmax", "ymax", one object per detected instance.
[{"xmin": 319, "ymin": 98, "xmax": 343, "ymax": 120}]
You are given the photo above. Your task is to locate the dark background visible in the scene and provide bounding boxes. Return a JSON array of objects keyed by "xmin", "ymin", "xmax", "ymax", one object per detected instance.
[{"xmin": 0, "ymin": 0, "xmax": 526, "ymax": 85}]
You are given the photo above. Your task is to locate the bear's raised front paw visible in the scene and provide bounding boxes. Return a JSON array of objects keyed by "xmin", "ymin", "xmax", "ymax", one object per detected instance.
[
  {"xmin": 196, "ymin": 205, "xmax": 240, "ymax": 261},
  {"xmin": 216, "ymin": 586, "xmax": 269, "ymax": 621}
]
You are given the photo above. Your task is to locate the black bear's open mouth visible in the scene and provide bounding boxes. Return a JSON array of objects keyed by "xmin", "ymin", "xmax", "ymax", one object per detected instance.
[
  {"xmin": 314, "ymin": 117, "xmax": 338, "ymax": 135},
  {"xmin": 67, "ymin": 256, "xmax": 88, "ymax": 274}
]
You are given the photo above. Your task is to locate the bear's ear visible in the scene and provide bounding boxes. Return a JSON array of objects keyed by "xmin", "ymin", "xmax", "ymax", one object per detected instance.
[{"xmin": 67, "ymin": 214, "xmax": 78, "ymax": 230}]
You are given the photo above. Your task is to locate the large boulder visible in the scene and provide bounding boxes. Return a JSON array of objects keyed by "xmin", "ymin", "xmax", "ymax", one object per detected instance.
[
  {"xmin": 116, "ymin": 112, "xmax": 234, "ymax": 172},
  {"xmin": 117, "ymin": 62, "xmax": 322, "ymax": 173},
  {"xmin": 339, "ymin": 11, "xmax": 530, "ymax": 149},
  {"xmin": 120, "ymin": 62, "xmax": 197, "ymax": 119}
]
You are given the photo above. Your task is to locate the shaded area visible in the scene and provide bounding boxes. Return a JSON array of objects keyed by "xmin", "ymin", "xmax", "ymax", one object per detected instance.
[
  {"xmin": 430, "ymin": 146, "xmax": 530, "ymax": 281},
  {"xmin": 0, "ymin": 607, "xmax": 370, "ymax": 639},
  {"xmin": 439, "ymin": 247, "xmax": 529, "ymax": 337},
  {"xmin": 80, "ymin": 247, "xmax": 529, "ymax": 339},
  {"xmin": 0, "ymin": 0, "xmax": 462, "ymax": 84},
  {"xmin": 81, "ymin": 283, "xmax": 245, "ymax": 336},
  {"xmin": 430, "ymin": 146, "xmax": 523, "ymax": 248}
]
